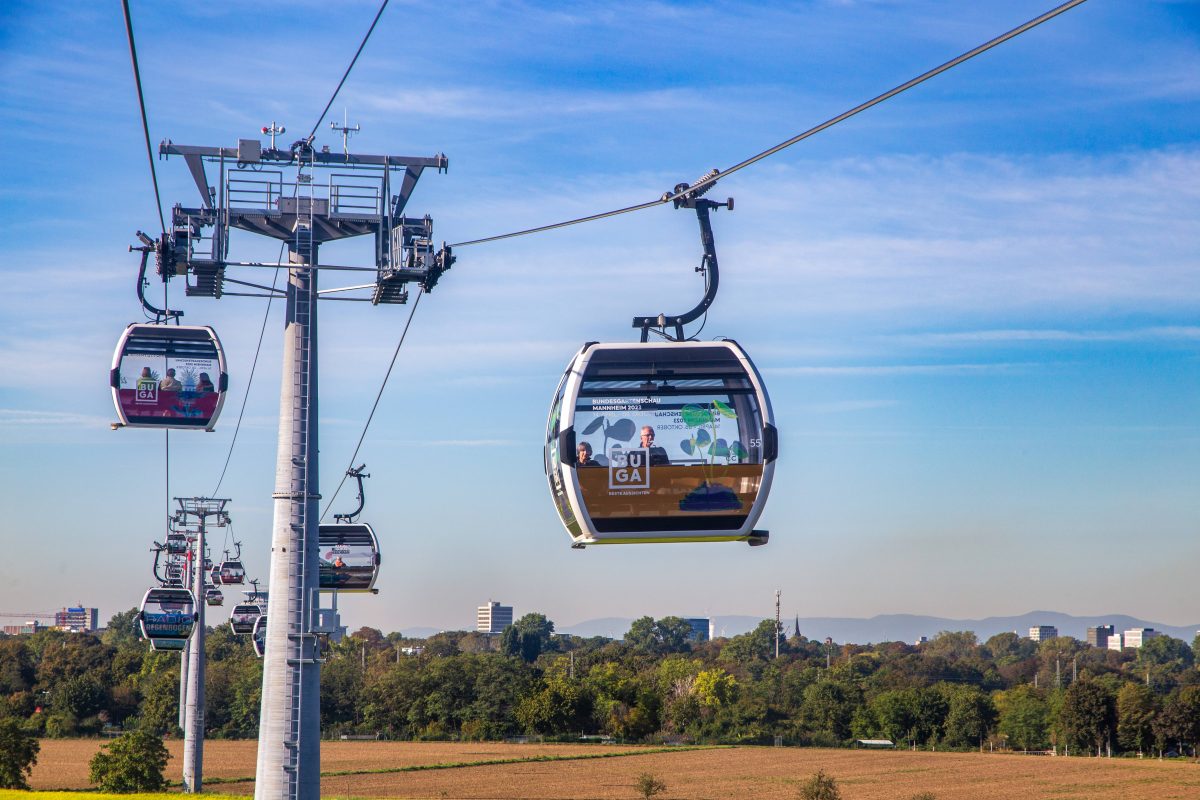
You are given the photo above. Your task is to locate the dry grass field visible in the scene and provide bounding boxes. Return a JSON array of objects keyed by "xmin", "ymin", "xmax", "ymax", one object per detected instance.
[{"xmin": 29, "ymin": 739, "xmax": 1200, "ymax": 799}]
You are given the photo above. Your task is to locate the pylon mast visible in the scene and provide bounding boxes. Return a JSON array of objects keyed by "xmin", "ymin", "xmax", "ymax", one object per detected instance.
[{"xmin": 156, "ymin": 131, "xmax": 449, "ymax": 800}]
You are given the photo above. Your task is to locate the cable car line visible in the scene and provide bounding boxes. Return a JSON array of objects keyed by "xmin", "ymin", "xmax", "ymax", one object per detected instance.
[
  {"xmin": 120, "ymin": 0, "xmax": 166, "ymax": 236},
  {"xmin": 448, "ymin": 0, "xmax": 1089, "ymax": 251},
  {"xmin": 320, "ymin": 287, "xmax": 423, "ymax": 521},
  {"xmin": 212, "ymin": 257, "xmax": 283, "ymax": 496},
  {"xmin": 306, "ymin": 0, "xmax": 390, "ymax": 143}
]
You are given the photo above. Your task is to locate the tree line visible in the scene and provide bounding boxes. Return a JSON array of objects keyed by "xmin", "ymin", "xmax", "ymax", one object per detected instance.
[{"xmin": 2, "ymin": 610, "xmax": 1198, "ymax": 757}]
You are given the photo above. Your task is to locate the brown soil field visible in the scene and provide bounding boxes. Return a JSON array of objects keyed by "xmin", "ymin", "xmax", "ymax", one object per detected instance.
[{"xmin": 31, "ymin": 739, "xmax": 1200, "ymax": 800}]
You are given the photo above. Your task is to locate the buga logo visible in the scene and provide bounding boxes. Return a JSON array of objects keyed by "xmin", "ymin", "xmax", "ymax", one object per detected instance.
[{"xmin": 609, "ymin": 448, "xmax": 650, "ymax": 490}]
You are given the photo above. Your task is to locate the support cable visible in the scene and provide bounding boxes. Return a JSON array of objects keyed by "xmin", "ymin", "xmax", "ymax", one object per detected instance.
[
  {"xmin": 320, "ymin": 288, "xmax": 423, "ymax": 520},
  {"xmin": 448, "ymin": 0, "xmax": 1089, "ymax": 249},
  {"xmin": 307, "ymin": 0, "xmax": 390, "ymax": 142},
  {"xmin": 120, "ymin": 0, "xmax": 167, "ymax": 235},
  {"xmin": 212, "ymin": 249, "xmax": 284, "ymax": 496}
]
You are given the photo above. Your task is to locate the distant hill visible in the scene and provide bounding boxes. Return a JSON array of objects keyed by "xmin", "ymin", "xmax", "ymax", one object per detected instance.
[{"xmin": 557, "ymin": 611, "xmax": 1200, "ymax": 644}]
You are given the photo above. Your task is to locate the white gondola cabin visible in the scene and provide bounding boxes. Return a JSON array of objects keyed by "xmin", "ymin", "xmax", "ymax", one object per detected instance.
[
  {"xmin": 229, "ymin": 603, "xmax": 262, "ymax": 635},
  {"xmin": 165, "ymin": 532, "xmax": 188, "ymax": 555},
  {"xmin": 318, "ymin": 524, "xmax": 380, "ymax": 593},
  {"xmin": 110, "ymin": 324, "xmax": 227, "ymax": 430},
  {"xmin": 252, "ymin": 615, "xmax": 267, "ymax": 658},
  {"xmin": 545, "ymin": 340, "xmax": 777, "ymax": 546},
  {"xmin": 219, "ymin": 560, "xmax": 246, "ymax": 585},
  {"xmin": 139, "ymin": 587, "xmax": 197, "ymax": 649},
  {"xmin": 205, "ymin": 588, "xmax": 224, "ymax": 606}
]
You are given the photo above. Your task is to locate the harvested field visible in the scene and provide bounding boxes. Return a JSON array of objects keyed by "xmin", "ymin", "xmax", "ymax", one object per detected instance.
[{"xmin": 29, "ymin": 739, "xmax": 1200, "ymax": 799}]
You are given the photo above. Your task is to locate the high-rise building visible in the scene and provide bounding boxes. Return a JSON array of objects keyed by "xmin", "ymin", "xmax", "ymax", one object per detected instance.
[
  {"xmin": 1108, "ymin": 632, "xmax": 1125, "ymax": 651},
  {"xmin": 54, "ymin": 607, "xmax": 98, "ymax": 632},
  {"xmin": 1029, "ymin": 625, "xmax": 1058, "ymax": 642},
  {"xmin": 1086, "ymin": 625, "xmax": 1115, "ymax": 648},
  {"xmin": 683, "ymin": 618, "xmax": 710, "ymax": 643},
  {"xmin": 1123, "ymin": 628, "xmax": 1159, "ymax": 649},
  {"xmin": 2, "ymin": 621, "xmax": 41, "ymax": 636},
  {"xmin": 476, "ymin": 601, "xmax": 513, "ymax": 634}
]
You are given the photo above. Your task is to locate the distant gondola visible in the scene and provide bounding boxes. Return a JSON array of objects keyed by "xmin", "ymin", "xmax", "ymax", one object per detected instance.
[
  {"xmin": 229, "ymin": 603, "xmax": 262, "ymax": 636},
  {"xmin": 110, "ymin": 324, "xmax": 227, "ymax": 430},
  {"xmin": 139, "ymin": 587, "xmax": 197, "ymax": 649}
]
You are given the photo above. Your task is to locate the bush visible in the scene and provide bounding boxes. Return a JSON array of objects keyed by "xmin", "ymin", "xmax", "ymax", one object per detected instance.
[
  {"xmin": 798, "ymin": 769, "xmax": 841, "ymax": 800},
  {"xmin": 88, "ymin": 729, "xmax": 170, "ymax": 792},
  {"xmin": 910, "ymin": 793, "xmax": 938, "ymax": 800},
  {"xmin": 636, "ymin": 771, "xmax": 667, "ymax": 799},
  {"xmin": 0, "ymin": 718, "xmax": 40, "ymax": 789}
]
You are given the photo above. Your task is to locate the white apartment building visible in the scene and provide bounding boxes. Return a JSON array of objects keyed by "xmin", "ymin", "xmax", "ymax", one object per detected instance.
[
  {"xmin": 477, "ymin": 601, "xmax": 513, "ymax": 634},
  {"xmin": 1107, "ymin": 632, "xmax": 1125, "ymax": 651},
  {"xmin": 1122, "ymin": 628, "xmax": 1159, "ymax": 649},
  {"xmin": 1029, "ymin": 625, "xmax": 1058, "ymax": 642}
]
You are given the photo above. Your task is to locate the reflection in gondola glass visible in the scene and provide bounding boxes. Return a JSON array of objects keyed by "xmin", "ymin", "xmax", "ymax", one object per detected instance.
[{"xmin": 317, "ymin": 524, "xmax": 380, "ymax": 593}]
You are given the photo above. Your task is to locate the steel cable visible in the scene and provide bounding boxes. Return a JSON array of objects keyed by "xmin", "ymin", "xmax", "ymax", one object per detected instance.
[
  {"xmin": 449, "ymin": 0, "xmax": 1089, "ymax": 249},
  {"xmin": 320, "ymin": 287, "xmax": 424, "ymax": 521},
  {"xmin": 307, "ymin": 0, "xmax": 390, "ymax": 142},
  {"xmin": 120, "ymin": 0, "xmax": 167, "ymax": 235}
]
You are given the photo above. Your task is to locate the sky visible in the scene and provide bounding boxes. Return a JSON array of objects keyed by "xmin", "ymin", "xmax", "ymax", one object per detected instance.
[{"xmin": 0, "ymin": 0, "xmax": 1197, "ymax": 637}]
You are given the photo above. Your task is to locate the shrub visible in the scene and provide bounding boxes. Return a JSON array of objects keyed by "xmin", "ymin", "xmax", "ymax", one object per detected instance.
[
  {"xmin": 636, "ymin": 771, "xmax": 667, "ymax": 799},
  {"xmin": 911, "ymin": 794, "xmax": 938, "ymax": 800},
  {"xmin": 798, "ymin": 769, "xmax": 841, "ymax": 800},
  {"xmin": 88, "ymin": 729, "xmax": 170, "ymax": 792},
  {"xmin": 0, "ymin": 718, "xmax": 40, "ymax": 789}
]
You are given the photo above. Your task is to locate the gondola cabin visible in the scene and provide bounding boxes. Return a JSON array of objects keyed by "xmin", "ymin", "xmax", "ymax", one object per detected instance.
[
  {"xmin": 229, "ymin": 603, "xmax": 262, "ymax": 635},
  {"xmin": 219, "ymin": 560, "xmax": 246, "ymax": 585},
  {"xmin": 110, "ymin": 324, "xmax": 227, "ymax": 430},
  {"xmin": 205, "ymin": 588, "xmax": 224, "ymax": 606},
  {"xmin": 139, "ymin": 587, "xmax": 197, "ymax": 647},
  {"xmin": 165, "ymin": 532, "xmax": 188, "ymax": 555},
  {"xmin": 546, "ymin": 340, "xmax": 777, "ymax": 546},
  {"xmin": 317, "ymin": 524, "xmax": 380, "ymax": 593},
  {"xmin": 209, "ymin": 566, "xmax": 222, "ymax": 586},
  {"xmin": 252, "ymin": 615, "xmax": 267, "ymax": 658}
]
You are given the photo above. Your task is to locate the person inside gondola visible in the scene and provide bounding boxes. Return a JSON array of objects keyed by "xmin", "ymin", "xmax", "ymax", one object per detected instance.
[
  {"xmin": 640, "ymin": 426, "xmax": 670, "ymax": 466},
  {"xmin": 576, "ymin": 442, "xmax": 599, "ymax": 467},
  {"xmin": 333, "ymin": 556, "xmax": 345, "ymax": 569},
  {"xmin": 137, "ymin": 366, "xmax": 156, "ymax": 389},
  {"xmin": 159, "ymin": 368, "xmax": 182, "ymax": 391},
  {"xmin": 195, "ymin": 372, "xmax": 215, "ymax": 393}
]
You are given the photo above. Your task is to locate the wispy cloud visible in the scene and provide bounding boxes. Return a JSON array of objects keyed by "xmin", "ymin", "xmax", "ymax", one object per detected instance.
[
  {"xmin": 892, "ymin": 326, "xmax": 1200, "ymax": 347},
  {"xmin": 0, "ymin": 409, "xmax": 111, "ymax": 428}
]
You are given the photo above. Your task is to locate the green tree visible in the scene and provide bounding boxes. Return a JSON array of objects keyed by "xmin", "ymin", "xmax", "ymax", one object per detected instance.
[
  {"xmin": 1057, "ymin": 679, "xmax": 1116, "ymax": 755},
  {"xmin": 88, "ymin": 729, "xmax": 170, "ymax": 792},
  {"xmin": 1138, "ymin": 636, "xmax": 1194, "ymax": 670},
  {"xmin": 940, "ymin": 685, "xmax": 995, "ymax": 749},
  {"xmin": 101, "ymin": 608, "xmax": 143, "ymax": 648},
  {"xmin": 799, "ymin": 681, "xmax": 852, "ymax": 742},
  {"xmin": 798, "ymin": 769, "xmax": 841, "ymax": 800},
  {"xmin": 996, "ymin": 685, "xmax": 1049, "ymax": 750},
  {"xmin": 0, "ymin": 717, "xmax": 40, "ymax": 789},
  {"xmin": 1116, "ymin": 683, "xmax": 1156, "ymax": 754}
]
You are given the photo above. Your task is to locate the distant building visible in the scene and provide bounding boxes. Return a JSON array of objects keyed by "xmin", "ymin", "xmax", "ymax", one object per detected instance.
[
  {"xmin": 683, "ymin": 618, "xmax": 709, "ymax": 643},
  {"xmin": 1086, "ymin": 625, "xmax": 1115, "ymax": 648},
  {"xmin": 476, "ymin": 601, "xmax": 513, "ymax": 634},
  {"xmin": 2, "ymin": 621, "xmax": 41, "ymax": 636},
  {"xmin": 914, "ymin": 636, "xmax": 929, "ymax": 646},
  {"xmin": 1108, "ymin": 632, "xmax": 1125, "ymax": 651},
  {"xmin": 1029, "ymin": 625, "xmax": 1058, "ymax": 642},
  {"xmin": 55, "ymin": 607, "xmax": 98, "ymax": 632},
  {"xmin": 709, "ymin": 620, "xmax": 719, "ymax": 640},
  {"xmin": 1123, "ymin": 628, "xmax": 1160, "ymax": 649}
]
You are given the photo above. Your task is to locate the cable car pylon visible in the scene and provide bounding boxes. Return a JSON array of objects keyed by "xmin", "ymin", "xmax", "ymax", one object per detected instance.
[{"xmin": 148, "ymin": 126, "xmax": 447, "ymax": 800}]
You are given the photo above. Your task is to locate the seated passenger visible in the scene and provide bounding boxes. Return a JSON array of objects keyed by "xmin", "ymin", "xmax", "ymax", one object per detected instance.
[
  {"xmin": 576, "ymin": 442, "xmax": 599, "ymax": 467},
  {"xmin": 640, "ymin": 426, "xmax": 670, "ymax": 466},
  {"xmin": 159, "ymin": 368, "xmax": 182, "ymax": 391},
  {"xmin": 195, "ymin": 372, "xmax": 215, "ymax": 393}
]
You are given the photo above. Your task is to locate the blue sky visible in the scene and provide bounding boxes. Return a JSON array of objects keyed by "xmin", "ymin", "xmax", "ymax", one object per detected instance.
[{"xmin": 0, "ymin": 1, "xmax": 1197, "ymax": 635}]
